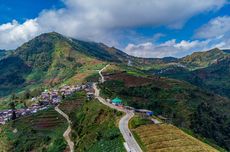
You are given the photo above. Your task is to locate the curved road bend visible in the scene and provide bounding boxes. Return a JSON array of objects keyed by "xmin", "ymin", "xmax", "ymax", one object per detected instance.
[
  {"xmin": 94, "ymin": 64, "xmax": 143, "ymax": 152},
  {"xmin": 98, "ymin": 64, "xmax": 110, "ymax": 83},
  {"xmin": 55, "ymin": 106, "xmax": 74, "ymax": 152}
]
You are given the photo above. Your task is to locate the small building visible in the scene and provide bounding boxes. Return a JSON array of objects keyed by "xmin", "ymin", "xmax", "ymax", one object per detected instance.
[
  {"xmin": 112, "ymin": 97, "xmax": 123, "ymax": 105},
  {"xmin": 31, "ymin": 97, "xmax": 37, "ymax": 102},
  {"xmin": 146, "ymin": 111, "xmax": 154, "ymax": 116},
  {"xmin": 87, "ymin": 92, "xmax": 94, "ymax": 100}
]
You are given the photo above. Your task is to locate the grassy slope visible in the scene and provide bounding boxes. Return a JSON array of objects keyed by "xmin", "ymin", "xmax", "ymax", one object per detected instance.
[
  {"xmin": 132, "ymin": 123, "xmax": 219, "ymax": 152},
  {"xmin": 60, "ymin": 92, "xmax": 125, "ymax": 152},
  {"xmin": 99, "ymin": 64, "xmax": 230, "ymax": 150},
  {"xmin": 0, "ymin": 32, "xmax": 110, "ymax": 99},
  {"xmin": 129, "ymin": 116, "xmax": 224, "ymax": 152}
]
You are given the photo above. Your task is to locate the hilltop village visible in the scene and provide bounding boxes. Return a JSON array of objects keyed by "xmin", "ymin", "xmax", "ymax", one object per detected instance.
[
  {"xmin": 0, "ymin": 81, "xmax": 155, "ymax": 126},
  {"xmin": 0, "ymin": 83, "xmax": 95, "ymax": 125}
]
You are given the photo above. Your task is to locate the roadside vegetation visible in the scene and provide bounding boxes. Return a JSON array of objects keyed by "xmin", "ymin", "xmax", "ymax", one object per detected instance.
[
  {"xmin": 99, "ymin": 69, "xmax": 230, "ymax": 151},
  {"xmin": 61, "ymin": 91, "xmax": 125, "ymax": 152}
]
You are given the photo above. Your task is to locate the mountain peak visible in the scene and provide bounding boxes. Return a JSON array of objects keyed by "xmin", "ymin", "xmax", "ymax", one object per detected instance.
[
  {"xmin": 180, "ymin": 48, "xmax": 229, "ymax": 69},
  {"xmin": 207, "ymin": 47, "xmax": 223, "ymax": 53},
  {"xmin": 13, "ymin": 32, "xmax": 130, "ymax": 65}
]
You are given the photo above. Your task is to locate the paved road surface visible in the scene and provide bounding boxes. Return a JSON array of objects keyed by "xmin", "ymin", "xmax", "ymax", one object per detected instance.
[
  {"xmin": 94, "ymin": 64, "xmax": 143, "ymax": 152},
  {"xmin": 151, "ymin": 118, "xmax": 162, "ymax": 124},
  {"xmin": 55, "ymin": 106, "xmax": 74, "ymax": 152},
  {"xmin": 119, "ymin": 110, "xmax": 143, "ymax": 152}
]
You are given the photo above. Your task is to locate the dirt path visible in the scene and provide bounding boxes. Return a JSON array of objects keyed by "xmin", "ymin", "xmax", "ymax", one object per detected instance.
[
  {"xmin": 98, "ymin": 64, "xmax": 110, "ymax": 83},
  {"xmin": 55, "ymin": 106, "xmax": 74, "ymax": 152}
]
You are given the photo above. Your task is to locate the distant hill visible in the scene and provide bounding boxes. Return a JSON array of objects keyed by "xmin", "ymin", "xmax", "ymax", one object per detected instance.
[
  {"xmin": 158, "ymin": 57, "xmax": 230, "ymax": 98},
  {"xmin": 143, "ymin": 48, "xmax": 230, "ymax": 72},
  {"xmin": 179, "ymin": 48, "xmax": 230, "ymax": 70},
  {"xmin": 0, "ymin": 32, "xmax": 229, "ymax": 98},
  {"xmin": 190, "ymin": 57, "xmax": 230, "ymax": 97},
  {"xmin": 0, "ymin": 32, "xmax": 130, "ymax": 97},
  {"xmin": 0, "ymin": 32, "xmax": 184, "ymax": 97},
  {"xmin": 148, "ymin": 48, "xmax": 230, "ymax": 98}
]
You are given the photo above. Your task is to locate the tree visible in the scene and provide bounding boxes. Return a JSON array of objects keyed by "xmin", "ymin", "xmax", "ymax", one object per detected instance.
[
  {"xmin": 62, "ymin": 94, "xmax": 65, "ymax": 99},
  {"xmin": 190, "ymin": 102, "xmax": 230, "ymax": 150},
  {"xmin": 11, "ymin": 93, "xmax": 16, "ymax": 100},
  {"xmin": 9, "ymin": 102, "xmax": 17, "ymax": 120},
  {"xmin": 23, "ymin": 102, "xmax": 28, "ymax": 108},
  {"xmin": 24, "ymin": 89, "xmax": 31, "ymax": 99},
  {"xmin": 9, "ymin": 102, "xmax": 16, "ymax": 110},
  {"xmin": 11, "ymin": 111, "xmax": 17, "ymax": 120}
]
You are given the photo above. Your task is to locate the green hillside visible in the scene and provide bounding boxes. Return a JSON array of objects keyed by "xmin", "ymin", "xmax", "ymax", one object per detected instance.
[
  {"xmin": 2, "ymin": 32, "xmax": 228, "ymax": 98},
  {"xmin": 0, "ymin": 57, "xmax": 31, "ymax": 96},
  {"xmin": 1, "ymin": 32, "xmax": 230, "ymax": 151},
  {"xmin": 159, "ymin": 57, "xmax": 230, "ymax": 98},
  {"xmin": 0, "ymin": 32, "xmax": 130, "ymax": 97},
  {"xmin": 60, "ymin": 92, "xmax": 125, "ymax": 152},
  {"xmin": 99, "ymin": 65, "xmax": 230, "ymax": 150},
  {"xmin": 0, "ymin": 91, "xmax": 125, "ymax": 152},
  {"xmin": 142, "ymin": 48, "xmax": 230, "ymax": 72},
  {"xmin": 179, "ymin": 48, "xmax": 230, "ymax": 70}
]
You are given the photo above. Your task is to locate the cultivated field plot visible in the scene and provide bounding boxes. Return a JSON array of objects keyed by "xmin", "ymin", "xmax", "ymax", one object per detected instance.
[
  {"xmin": 59, "ymin": 100, "xmax": 83, "ymax": 115},
  {"xmin": 27, "ymin": 109, "xmax": 66, "ymax": 130},
  {"xmin": 133, "ymin": 124, "xmax": 218, "ymax": 152},
  {"xmin": 104, "ymin": 72, "xmax": 154, "ymax": 87}
]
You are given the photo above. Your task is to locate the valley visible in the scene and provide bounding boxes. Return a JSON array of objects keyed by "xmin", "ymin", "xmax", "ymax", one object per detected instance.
[{"xmin": 0, "ymin": 32, "xmax": 230, "ymax": 151}]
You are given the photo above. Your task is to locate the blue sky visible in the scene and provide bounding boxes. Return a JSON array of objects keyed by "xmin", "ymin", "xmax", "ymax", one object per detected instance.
[
  {"xmin": 0, "ymin": 0, "xmax": 63, "ymax": 24},
  {"xmin": 0, "ymin": 0, "xmax": 230, "ymax": 58}
]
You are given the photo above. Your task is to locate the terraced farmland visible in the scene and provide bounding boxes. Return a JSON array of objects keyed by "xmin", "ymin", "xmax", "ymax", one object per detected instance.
[
  {"xmin": 133, "ymin": 124, "xmax": 218, "ymax": 152},
  {"xmin": 29, "ymin": 109, "xmax": 66, "ymax": 130},
  {"xmin": 0, "ymin": 108, "xmax": 67, "ymax": 151},
  {"xmin": 59, "ymin": 92, "xmax": 84, "ymax": 115}
]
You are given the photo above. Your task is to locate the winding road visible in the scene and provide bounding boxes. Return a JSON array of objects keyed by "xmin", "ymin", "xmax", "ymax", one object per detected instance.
[
  {"xmin": 55, "ymin": 105, "xmax": 74, "ymax": 152},
  {"xmin": 94, "ymin": 64, "xmax": 143, "ymax": 152}
]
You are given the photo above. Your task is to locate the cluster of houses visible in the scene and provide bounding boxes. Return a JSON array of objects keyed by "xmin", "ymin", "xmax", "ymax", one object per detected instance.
[
  {"xmin": 0, "ymin": 83, "xmax": 95, "ymax": 125},
  {"xmin": 0, "ymin": 80, "xmax": 156, "ymax": 125},
  {"xmin": 0, "ymin": 105, "xmax": 50, "ymax": 125}
]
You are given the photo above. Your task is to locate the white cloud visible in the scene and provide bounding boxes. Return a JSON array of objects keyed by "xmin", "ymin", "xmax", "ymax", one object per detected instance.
[
  {"xmin": 0, "ymin": 19, "xmax": 41, "ymax": 49},
  {"xmin": 124, "ymin": 37, "xmax": 230, "ymax": 58},
  {"xmin": 124, "ymin": 40, "xmax": 198, "ymax": 58},
  {"xmin": 195, "ymin": 16, "xmax": 230, "ymax": 39},
  {"xmin": 0, "ymin": 0, "xmax": 227, "ymax": 49}
]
